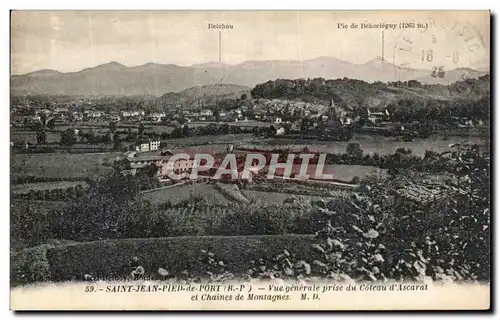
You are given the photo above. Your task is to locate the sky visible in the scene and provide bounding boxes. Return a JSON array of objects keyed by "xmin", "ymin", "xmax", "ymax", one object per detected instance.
[{"xmin": 11, "ymin": 10, "xmax": 490, "ymax": 75}]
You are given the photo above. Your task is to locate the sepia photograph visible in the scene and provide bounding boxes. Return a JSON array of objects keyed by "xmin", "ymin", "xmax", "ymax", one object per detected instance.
[{"xmin": 9, "ymin": 10, "xmax": 491, "ymax": 311}]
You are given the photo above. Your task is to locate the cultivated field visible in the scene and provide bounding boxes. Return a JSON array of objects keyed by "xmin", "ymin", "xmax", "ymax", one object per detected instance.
[
  {"xmin": 140, "ymin": 183, "xmax": 233, "ymax": 205},
  {"xmin": 140, "ymin": 179, "xmax": 357, "ymax": 206},
  {"xmin": 11, "ymin": 152, "xmax": 120, "ymax": 180}
]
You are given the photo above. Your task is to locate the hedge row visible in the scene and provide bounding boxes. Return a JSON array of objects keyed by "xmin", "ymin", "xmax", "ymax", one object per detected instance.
[
  {"xmin": 12, "ymin": 185, "xmax": 86, "ymax": 201},
  {"xmin": 11, "ymin": 176, "xmax": 89, "ymax": 185},
  {"xmin": 44, "ymin": 235, "xmax": 314, "ymax": 282}
]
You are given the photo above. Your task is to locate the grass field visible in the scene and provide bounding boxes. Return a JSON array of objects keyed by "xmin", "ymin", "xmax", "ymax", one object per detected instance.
[{"xmin": 11, "ymin": 152, "xmax": 120, "ymax": 180}]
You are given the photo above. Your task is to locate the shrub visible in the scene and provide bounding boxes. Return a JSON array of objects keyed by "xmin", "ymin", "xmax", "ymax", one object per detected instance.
[
  {"xmin": 11, "ymin": 201, "xmax": 51, "ymax": 247},
  {"xmin": 11, "ymin": 244, "xmax": 52, "ymax": 286},
  {"xmin": 214, "ymin": 202, "xmax": 311, "ymax": 236},
  {"xmin": 46, "ymin": 235, "xmax": 315, "ymax": 282}
]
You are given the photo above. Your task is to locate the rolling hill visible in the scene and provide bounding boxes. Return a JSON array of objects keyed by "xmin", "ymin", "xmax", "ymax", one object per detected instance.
[{"xmin": 250, "ymin": 75, "xmax": 491, "ymax": 109}]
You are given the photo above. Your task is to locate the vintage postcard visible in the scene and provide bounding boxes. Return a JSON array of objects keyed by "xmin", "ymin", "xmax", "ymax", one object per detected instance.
[{"xmin": 10, "ymin": 10, "xmax": 491, "ymax": 311}]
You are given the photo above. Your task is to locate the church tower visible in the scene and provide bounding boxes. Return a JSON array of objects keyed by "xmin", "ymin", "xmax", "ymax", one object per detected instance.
[{"xmin": 328, "ymin": 98, "xmax": 337, "ymax": 119}]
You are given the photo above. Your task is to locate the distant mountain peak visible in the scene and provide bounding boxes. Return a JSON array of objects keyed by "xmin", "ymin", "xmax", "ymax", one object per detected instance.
[
  {"xmin": 98, "ymin": 61, "xmax": 127, "ymax": 69},
  {"xmin": 306, "ymin": 56, "xmax": 346, "ymax": 63},
  {"xmin": 191, "ymin": 61, "xmax": 229, "ymax": 68},
  {"xmin": 24, "ymin": 69, "xmax": 62, "ymax": 76},
  {"xmin": 361, "ymin": 57, "xmax": 394, "ymax": 69},
  {"xmin": 134, "ymin": 62, "xmax": 164, "ymax": 68}
]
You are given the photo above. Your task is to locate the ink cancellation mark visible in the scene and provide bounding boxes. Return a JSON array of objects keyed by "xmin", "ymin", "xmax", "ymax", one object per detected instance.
[{"xmin": 393, "ymin": 17, "xmax": 488, "ymax": 81}]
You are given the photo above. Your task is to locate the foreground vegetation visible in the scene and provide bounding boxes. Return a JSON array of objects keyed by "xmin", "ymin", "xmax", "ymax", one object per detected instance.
[{"xmin": 11, "ymin": 143, "xmax": 490, "ymax": 286}]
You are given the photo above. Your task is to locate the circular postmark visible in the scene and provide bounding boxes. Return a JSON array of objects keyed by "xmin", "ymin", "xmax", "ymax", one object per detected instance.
[{"xmin": 393, "ymin": 16, "xmax": 489, "ymax": 82}]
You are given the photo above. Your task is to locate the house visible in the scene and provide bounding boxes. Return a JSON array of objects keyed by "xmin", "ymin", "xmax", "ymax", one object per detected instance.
[
  {"xmin": 200, "ymin": 109, "xmax": 214, "ymax": 117},
  {"xmin": 276, "ymin": 127, "xmax": 286, "ymax": 135},
  {"xmin": 117, "ymin": 149, "xmax": 196, "ymax": 180},
  {"xmin": 274, "ymin": 117, "xmax": 283, "ymax": 124},
  {"xmin": 109, "ymin": 115, "xmax": 121, "ymax": 122},
  {"xmin": 340, "ymin": 116, "xmax": 353, "ymax": 125},
  {"xmin": 121, "ymin": 110, "xmax": 145, "ymax": 118},
  {"xmin": 89, "ymin": 111, "xmax": 103, "ymax": 118},
  {"xmin": 54, "ymin": 107, "xmax": 69, "ymax": 113},
  {"xmin": 328, "ymin": 99, "xmax": 354, "ymax": 125},
  {"xmin": 135, "ymin": 139, "xmax": 161, "ymax": 152},
  {"xmin": 149, "ymin": 112, "xmax": 166, "ymax": 122},
  {"xmin": 121, "ymin": 111, "xmax": 133, "ymax": 118},
  {"xmin": 116, "ymin": 151, "xmax": 163, "ymax": 176},
  {"xmin": 72, "ymin": 112, "xmax": 83, "ymax": 121},
  {"xmin": 367, "ymin": 108, "xmax": 388, "ymax": 123}
]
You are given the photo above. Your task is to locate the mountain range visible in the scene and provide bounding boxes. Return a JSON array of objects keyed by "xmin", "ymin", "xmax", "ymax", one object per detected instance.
[{"xmin": 11, "ymin": 57, "xmax": 488, "ymax": 97}]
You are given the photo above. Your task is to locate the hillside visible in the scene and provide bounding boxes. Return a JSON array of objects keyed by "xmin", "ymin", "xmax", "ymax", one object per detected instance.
[
  {"xmin": 250, "ymin": 75, "xmax": 491, "ymax": 109},
  {"xmin": 11, "ymin": 57, "xmax": 488, "ymax": 97},
  {"xmin": 157, "ymin": 84, "xmax": 250, "ymax": 107}
]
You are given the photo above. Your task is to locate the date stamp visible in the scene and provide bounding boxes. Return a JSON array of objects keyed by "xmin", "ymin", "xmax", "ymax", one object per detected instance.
[{"xmin": 393, "ymin": 17, "xmax": 488, "ymax": 80}]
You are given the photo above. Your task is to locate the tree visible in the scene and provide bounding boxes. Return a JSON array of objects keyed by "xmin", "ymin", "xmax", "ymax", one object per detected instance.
[
  {"xmin": 112, "ymin": 132, "xmax": 122, "ymax": 150},
  {"xmin": 346, "ymin": 143, "xmax": 363, "ymax": 160},
  {"xmin": 171, "ymin": 127, "xmax": 183, "ymax": 138},
  {"xmin": 351, "ymin": 176, "xmax": 361, "ymax": 184},
  {"xmin": 282, "ymin": 104, "xmax": 291, "ymax": 122},
  {"xmin": 138, "ymin": 123, "xmax": 145, "ymax": 136},
  {"xmin": 109, "ymin": 121, "xmax": 117, "ymax": 134},
  {"xmin": 386, "ymin": 104, "xmax": 396, "ymax": 121},
  {"xmin": 182, "ymin": 124, "xmax": 190, "ymax": 137},
  {"xmin": 40, "ymin": 113, "xmax": 47, "ymax": 127},
  {"xmin": 396, "ymin": 147, "xmax": 412, "ymax": 155},
  {"xmin": 300, "ymin": 118, "xmax": 310, "ymax": 132},
  {"xmin": 60, "ymin": 129, "xmax": 77, "ymax": 146},
  {"xmin": 214, "ymin": 108, "xmax": 221, "ymax": 122},
  {"xmin": 46, "ymin": 119, "xmax": 55, "ymax": 130},
  {"xmin": 36, "ymin": 130, "xmax": 47, "ymax": 144}
]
